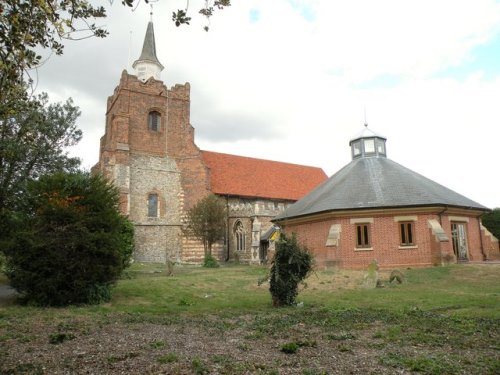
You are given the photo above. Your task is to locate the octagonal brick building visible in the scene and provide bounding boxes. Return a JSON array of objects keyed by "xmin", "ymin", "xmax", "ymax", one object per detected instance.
[{"xmin": 274, "ymin": 125, "xmax": 500, "ymax": 269}]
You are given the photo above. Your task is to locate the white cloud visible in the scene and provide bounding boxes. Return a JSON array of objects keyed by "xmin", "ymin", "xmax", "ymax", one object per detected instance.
[{"xmin": 33, "ymin": 0, "xmax": 500, "ymax": 208}]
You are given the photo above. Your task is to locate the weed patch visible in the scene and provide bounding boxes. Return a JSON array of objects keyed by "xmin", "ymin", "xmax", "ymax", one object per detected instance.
[
  {"xmin": 280, "ymin": 342, "xmax": 299, "ymax": 354},
  {"xmin": 149, "ymin": 340, "xmax": 166, "ymax": 349},
  {"xmin": 191, "ymin": 356, "xmax": 209, "ymax": 374},
  {"xmin": 157, "ymin": 352, "xmax": 178, "ymax": 364}
]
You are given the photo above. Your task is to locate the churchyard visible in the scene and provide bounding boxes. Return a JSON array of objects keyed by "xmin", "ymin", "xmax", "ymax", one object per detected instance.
[{"xmin": 1, "ymin": 263, "xmax": 499, "ymax": 374}]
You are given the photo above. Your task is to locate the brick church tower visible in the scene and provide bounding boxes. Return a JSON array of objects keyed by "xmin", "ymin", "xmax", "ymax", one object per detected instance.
[{"xmin": 93, "ymin": 21, "xmax": 210, "ymax": 263}]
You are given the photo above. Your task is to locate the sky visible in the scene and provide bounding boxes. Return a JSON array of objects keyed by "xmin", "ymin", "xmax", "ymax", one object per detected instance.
[{"xmin": 35, "ymin": 0, "xmax": 500, "ymax": 209}]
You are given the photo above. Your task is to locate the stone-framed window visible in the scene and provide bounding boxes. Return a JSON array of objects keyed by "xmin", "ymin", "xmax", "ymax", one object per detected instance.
[
  {"xmin": 234, "ymin": 220, "xmax": 245, "ymax": 251},
  {"xmin": 356, "ymin": 223, "xmax": 371, "ymax": 248},
  {"xmin": 148, "ymin": 111, "xmax": 161, "ymax": 132},
  {"xmin": 399, "ymin": 221, "xmax": 415, "ymax": 246},
  {"xmin": 147, "ymin": 193, "xmax": 159, "ymax": 217}
]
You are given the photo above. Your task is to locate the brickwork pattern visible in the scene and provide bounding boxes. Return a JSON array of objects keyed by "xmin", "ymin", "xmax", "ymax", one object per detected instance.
[
  {"xmin": 94, "ymin": 72, "xmax": 209, "ymax": 263},
  {"xmin": 285, "ymin": 212, "xmax": 487, "ymax": 269}
]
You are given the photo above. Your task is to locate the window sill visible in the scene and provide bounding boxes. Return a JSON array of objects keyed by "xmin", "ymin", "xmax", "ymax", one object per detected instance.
[
  {"xmin": 354, "ymin": 247, "xmax": 373, "ymax": 252},
  {"xmin": 399, "ymin": 245, "xmax": 418, "ymax": 250}
]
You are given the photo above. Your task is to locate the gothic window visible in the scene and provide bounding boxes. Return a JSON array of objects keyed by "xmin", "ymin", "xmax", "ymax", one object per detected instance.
[
  {"xmin": 147, "ymin": 193, "xmax": 159, "ymax": 217},
  {"xmin": 234, "ymin": 220, "xmax": 245, "ymax": 251},
  {"xmin": 148, "ymin": 111, "xmax": 161, "ymax": 132}
]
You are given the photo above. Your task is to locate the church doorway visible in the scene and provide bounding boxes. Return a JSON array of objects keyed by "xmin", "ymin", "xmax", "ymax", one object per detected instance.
[
  {"xmin": 451, "ymin": 222, "xmax": 468, "ymax": 261},
  {"xmin": 259, "ymin": 242, "xmax": 269, "ymax": 264}
]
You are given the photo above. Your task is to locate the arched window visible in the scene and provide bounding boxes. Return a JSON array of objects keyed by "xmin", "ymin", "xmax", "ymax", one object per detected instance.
[
  {"xmin": 234, "ymin": 220, "xmax": 245, "ymax": 251},
  {"xmin": 148, "ymin": 111, "xmax": 161, "ymax": 132},
  {"xmin": 147, "ymin": 193, "xmax": 158, "ymax": 217}
]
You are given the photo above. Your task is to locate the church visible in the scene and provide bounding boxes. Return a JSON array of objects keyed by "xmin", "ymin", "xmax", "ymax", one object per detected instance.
[
  {"xmin": 273, "ymin": 125, "xmax": 500, "ymax": 268},
  {"xmin": 92, "ymin": 21, "xmax": 327, "ymax": 264},
  {"xmin": 94, "ymin": 21, "xmax": 498, "ymax": 269}
]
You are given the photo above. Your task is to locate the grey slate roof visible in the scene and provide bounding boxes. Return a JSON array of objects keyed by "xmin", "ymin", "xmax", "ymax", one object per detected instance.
[
  {"xmin": 274, "ymin": 156, "xmax": 488, "ymax": 221},
  {"xmin": 349, "ymin": 125, "xmax": 386, "ymax": 144},
  {"xmin": 133, "ymin": 21, "xmax": 164, "ymax": 68}
]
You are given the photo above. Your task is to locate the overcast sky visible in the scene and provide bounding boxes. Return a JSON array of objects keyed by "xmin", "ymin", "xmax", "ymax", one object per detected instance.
[{"xmin": 35, "ymin": 0, "xmax": 500, "ymax": 208}]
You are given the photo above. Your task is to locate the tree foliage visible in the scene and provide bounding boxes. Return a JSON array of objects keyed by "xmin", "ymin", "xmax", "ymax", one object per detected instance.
[
  {"xmin": 122, "ymin": 0, "xmax": 231, "ymax": 31},
  {"xmin": 3, "ymin": 172, "xmax": 134, "ymax": 306},
  {"xmin": 184, "ymin": 194, "xmax": 226, "ymax": 258},
  {"xmin": 482, "ymin": 208, "xmax": 500, "ymax": 241},
  {"xmin": 0, "ymin": 93, "xmax": 82, "ymax": 216},
  {"xmin": 269, "ymin": 232, "xmax": 313, "ymax": 307},
  {"xmin": 0, "ymin": 0, "xmax": 107, "ymax": 95}
]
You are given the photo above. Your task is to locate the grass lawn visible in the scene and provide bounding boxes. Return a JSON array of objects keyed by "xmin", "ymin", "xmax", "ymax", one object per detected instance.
[{"xmin": 1, "ymin": 263, "xmax": 499, "ymax": 374}]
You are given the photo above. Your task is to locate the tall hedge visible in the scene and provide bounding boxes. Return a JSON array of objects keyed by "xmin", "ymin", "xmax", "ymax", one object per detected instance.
[
  {"xmin": 270, "ymin": 233, "xmax": 313, "ymax": 307},
  {"xmin": 4, "ymin": 172, "xmax": 134, "ymax": 306}
]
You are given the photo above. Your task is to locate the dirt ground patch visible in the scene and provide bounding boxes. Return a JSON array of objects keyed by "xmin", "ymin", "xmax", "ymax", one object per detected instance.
[
  {"xmin": 1, "ymin": 309, "xmax": 498, "ymax": 374},
  {"xmin": 1, "ymin": 265, "xmax": 499, "ymax": 374}
]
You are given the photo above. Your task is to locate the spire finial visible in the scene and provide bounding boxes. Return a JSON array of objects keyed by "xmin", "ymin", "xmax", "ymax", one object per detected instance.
[{"xmin": 132, "ymin": 17, "xmax": 164, "ymax": 82}]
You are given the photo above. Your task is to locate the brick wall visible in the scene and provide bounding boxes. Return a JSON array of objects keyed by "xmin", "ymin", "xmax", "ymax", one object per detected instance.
[
  {"xmin": 94, "ymin": 71, "xmax": 210, "ymax": 263},
  {"xmin": 284, "ymin": 211, "xmax": 488, "ymax": 269}
]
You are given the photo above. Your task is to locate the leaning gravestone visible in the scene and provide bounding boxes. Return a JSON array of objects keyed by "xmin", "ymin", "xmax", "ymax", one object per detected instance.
[
  {"xmin": 389, "ymin": 270, "xmax": 404, "ymax": 284},
  {"xmin": 363, "ymin": 259, "xmax": 379, "ymax": 289},
  {"xmin": 166, "ymin": 260, "xmax": 175, "ymax": 276}
]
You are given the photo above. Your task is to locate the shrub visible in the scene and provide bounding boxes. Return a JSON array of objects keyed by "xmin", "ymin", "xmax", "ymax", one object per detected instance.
[
  {"xmin": 269, "ymin": 233, "xmax": 313, "ymax": 307},
  {"xmin": 4, "ymin": 172, "xmax": 134, "ymax": 306},
  {"xmin": 202, "ymin": 254, "xmax": 220, "ymax": 268}
]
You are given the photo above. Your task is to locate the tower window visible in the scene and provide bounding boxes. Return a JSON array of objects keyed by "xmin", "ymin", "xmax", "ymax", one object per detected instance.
[
  {"xmin": 148, "ymin": 111, "xmax": 161, "ymax": 132},
  {"xmin": 147, "ymin": 193, "xmax": 159, "ymax": 217},
  {"xmin": 234, "ymin": 220, "xmax": 246, "ymax": 251}
]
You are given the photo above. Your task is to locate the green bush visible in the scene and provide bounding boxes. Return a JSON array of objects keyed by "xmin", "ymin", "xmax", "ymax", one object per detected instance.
[
  {"xmin": 269, "ymin": 233, "xmax": 313, "ymax": 307},
  {"xmin": 202, "ymin": 254, "xmax": 220, "ymax": 268},
  {"xmin": 4, "ymin": 172, "xmax": 134, "ymax": 306}
]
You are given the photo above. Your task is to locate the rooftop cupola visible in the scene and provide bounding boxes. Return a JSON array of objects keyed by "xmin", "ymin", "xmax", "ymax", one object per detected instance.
[
  {"xmin": 132, "ymin": 21, "xmax": 164, "ymax": 82},
  {"xmin": 349, "ymin": 123, "xmax": 387, "ymax": 160}
]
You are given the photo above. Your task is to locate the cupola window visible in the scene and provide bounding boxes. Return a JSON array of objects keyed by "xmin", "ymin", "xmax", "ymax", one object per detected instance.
[
  {"xmin": 364, "ymin": 139, "xmax": 375, "ymax": 154},
  {"xmin": 352, "ymin": 141, "xmax": 361, "ymax": 157},
  {"xmin": 376, "ymin": 139, "xmax": 386, "ymax": 155}
]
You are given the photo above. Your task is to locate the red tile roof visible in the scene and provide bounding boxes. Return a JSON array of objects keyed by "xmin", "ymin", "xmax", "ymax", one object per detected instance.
[{"xmin": 201, "ymin": 151, "xmax": 328, "ymax": 201}]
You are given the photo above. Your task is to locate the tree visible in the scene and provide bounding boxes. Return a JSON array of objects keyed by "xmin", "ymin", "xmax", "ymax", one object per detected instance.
[
  {"xmin": 3, "ymin": 171, "xmax": 134, "ymax": 306},
  {"xmin": 122, "ymin": 0, "xmax": 231, "ymax": 32},
  {"xmin": 0, "ymin": 93, "xmax": 82, "ymax": 218},
  {"xmin": 0, "ymin": 0, "xmax": 107, "ymax": 96},
  {"xmin": 184, "ymin": 194, "xmax": 227, "ymax": 258},
  {"xmin": 269, "ymin": 233, "xmax": 313, "ymax": 307},
  {"xmin": 482, "ymin": 208, "xmax": 500, "ymax": 241}
]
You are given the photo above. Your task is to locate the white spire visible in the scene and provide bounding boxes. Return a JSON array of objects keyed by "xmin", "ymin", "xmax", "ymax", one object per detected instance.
[{"xmin": 132, "ymin": 19, "xmax": 164, "ymax": 82}]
